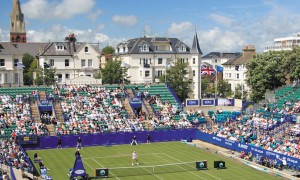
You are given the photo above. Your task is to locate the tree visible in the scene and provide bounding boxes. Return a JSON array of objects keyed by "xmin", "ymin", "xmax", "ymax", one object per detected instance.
[
  {"xmin": 246, "ymin": 51, "xmax": 286, "ymax": 102},
  {"xmin": 102, "ymin": 45, "xmax": 115, "ymax": 54},
  {"xmin": 159, "ymin": 59, "xmax": 192, "ymax": 101},
  {"xmin": 100, "ymin": 57, "xmax": 129, "ymax": 84},
  {"xmin": 283, "ymin": 47, "xmax": 300, "ymax": 81},
  {"xmin": 234, "ymin": 84, "xmax": 248, "ymax": 100},
  {"xmin": 22, "ymin": 53, "xmax": 35, "ymax": 85},
  {"xmin": 217, "ymin": 79, "xmax": 232, "ymax": 98},
  {"xmin": 65, "ymin": 33, "xmax": 77, "ymax": 42},
  {"xmin": 35, "ymin": 67, "xmax": 57, "ymax": 85}
]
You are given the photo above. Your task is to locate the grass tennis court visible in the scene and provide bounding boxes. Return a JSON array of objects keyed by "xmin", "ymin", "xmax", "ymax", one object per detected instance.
[{"xmin": 27, "ymin": 142, "xmax": 280, "ymax": 179}]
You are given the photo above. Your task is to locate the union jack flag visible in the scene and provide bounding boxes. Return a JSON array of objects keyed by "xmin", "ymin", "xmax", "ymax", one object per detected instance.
[{"xmin": 201, "ymin": 65, "xmax": 216, "ymax": 75}]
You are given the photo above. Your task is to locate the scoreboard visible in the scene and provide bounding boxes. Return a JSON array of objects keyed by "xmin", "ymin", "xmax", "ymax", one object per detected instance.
[{"xmin": 17, "ymin": 135, "xmax": 39, "ymax": 145}]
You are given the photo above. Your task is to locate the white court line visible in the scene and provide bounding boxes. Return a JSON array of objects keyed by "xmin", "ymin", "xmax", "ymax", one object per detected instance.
[
  {"xmin": 153, "ymin": 154, "xmax": 206, "ymax": 180},
  {"xmin": 83, "ymin": 153, "xmax": 165, "ymax": 160},
  {"xmin": 98, "ymin": 161, "xmax": 168, "ymax": 168},
  {"xmin": 161, "ymin": 153, "xmax": 222, "ymax": 180},
  {"xmin": 82, "ymin": 159, "xmax": 96, "ymax": 173},
  {"xmin": 92, "ymin": 155, "xmax": 163, "ymax": 180},
  {"xmin": 92, "ymin": 157, "xmax": 121, "ymax": 180}
]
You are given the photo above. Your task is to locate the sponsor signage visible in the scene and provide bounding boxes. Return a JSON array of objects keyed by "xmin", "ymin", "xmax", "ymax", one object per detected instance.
[
  {"xmin": 201, "ymin": 99, "xmax": 215, "ymax": 106},
  {"xmin": 196, "ymin": 131, "xmax": 300, "ymax": 168},
  {"xmin": 186, "ymin": 99, "xmax": 200, "ymax": 107}
]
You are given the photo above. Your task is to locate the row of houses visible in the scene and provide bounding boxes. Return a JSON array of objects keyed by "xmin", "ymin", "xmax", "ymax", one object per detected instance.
[{"xmin": 2, "ymin": 0, "xmax": 298, "ymax": 99}]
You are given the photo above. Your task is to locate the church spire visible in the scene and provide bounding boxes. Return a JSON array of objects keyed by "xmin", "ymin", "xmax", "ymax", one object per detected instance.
[
  {"xmin": 191, "ymin": 30, "xmax": 202, "ymax": 55},
  {"xmin": 10, "ymin": 0, "xmax": 26, "ymax": 43}
]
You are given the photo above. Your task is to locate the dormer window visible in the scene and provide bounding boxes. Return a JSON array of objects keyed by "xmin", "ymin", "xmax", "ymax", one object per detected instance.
[
  {"xmin": 56, "ymin": 45, "xmax": 66, "ymax": 51},
  {"xmin": 180, "ymin": 44, "xmax": 186, "ymax": 52},
  {"xmin": 140, "ymin": 44, "xmax": 148, "ymax": 52},
  {"xmin": 84, "ymin": 46, "xmax": 89, "ymax": 53}
]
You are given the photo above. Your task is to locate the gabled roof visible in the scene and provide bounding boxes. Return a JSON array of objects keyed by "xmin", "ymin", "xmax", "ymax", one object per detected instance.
[
  {"xmin": 39, "ymin": 42, "xmax": 100, "ymax": 56},
  {"xmin": 222, "ymin": 45, "xmax": 256, "ymax": 65},
  {"xmin": 115, "ymin": 37, "xmax": 191, "ymax": 54},
  {"xmin": 0, "ymin": 42, "xmax": 47, "ymax": 56}
]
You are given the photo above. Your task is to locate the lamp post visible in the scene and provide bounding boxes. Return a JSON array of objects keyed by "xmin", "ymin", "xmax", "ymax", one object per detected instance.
[
  {"xmin": 121, "ymin": 62, "xmax": 130, "ymax": 95},
  {"xmin": 17, "ymin": 62, "xmax": 25, "ymax": 87}
]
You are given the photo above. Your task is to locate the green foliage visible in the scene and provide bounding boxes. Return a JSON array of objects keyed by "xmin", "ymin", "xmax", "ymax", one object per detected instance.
[
  {"xmin": 201, "ymin": 79, "xmax": 210, "ymax": 93},
  {"xmin": 22, "ymin": 53, "xmax": 36, "ymax": 85},
  {"xmin": 246, "ymin": 51, "xmax": 286, "ymax": 102},
  {"xmin": 283, "ymin": 47, "xmax": 300, "ymax": 81},
  {"xmin": 234, "ymin": 84, "xmax": 248, "ymax": 100},
  {"xmin": 217, "ymin": 79, "xmax": 232, "ymax": 98},
  {"xmin": 22, "ymin": 53, "xmax": 35, "ymax": 71},
  {"xmin": 102, "ymin": 45, "xmax": 115, "ymax": 54},
  {"xmin": 100, "ymin": 57, "xmax": 129, "ymax": 84},
  {"xmin": 35, "ymin": 67, "xmax": 57, "ymax": 85},
  {"xmin": 159, "ymin": 59, "xmax": 192, "ymax": 101}
]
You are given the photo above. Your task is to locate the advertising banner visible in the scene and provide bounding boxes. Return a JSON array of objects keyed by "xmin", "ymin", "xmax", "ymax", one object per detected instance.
[
  {"xmin": 201, "ymin": 99, "xmax": 215, "ymax": 106},
  {"xmin": 196, "ymin": 131, "xmax": 300, "ymax": 167},
  {"xmin": 186, "ymin": 99, "xmax": 200, "ymax": 107}
]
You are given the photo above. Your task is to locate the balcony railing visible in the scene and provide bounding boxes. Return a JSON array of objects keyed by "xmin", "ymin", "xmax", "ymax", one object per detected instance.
[{"xmin": 264, "ymin": 44, "xmax": 299, "ymax": 51}]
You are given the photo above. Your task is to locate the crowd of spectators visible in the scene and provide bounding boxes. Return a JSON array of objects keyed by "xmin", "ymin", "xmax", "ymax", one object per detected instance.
[
  {"xmin": 200, "ymin": 106, "xmax": 300, "ymax": 161},
  {"xmin": 0, "ymin": 94, "xmax": 49, "ymax": 137},
  {"xmin": 55, "ymin": 85, "xmax": 146, "ymax": 135},
  {"xmin": 0, "ymin": 139, "xmax": 31, "ymax": 172},
  {"xmin": 146, "ymin": 95, "xmax": 193, "ymax": 130}
]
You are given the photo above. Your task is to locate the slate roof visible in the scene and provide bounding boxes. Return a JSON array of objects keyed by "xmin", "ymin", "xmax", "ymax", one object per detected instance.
[
  {"xmin": 39, "ymin": 42, "xmax": 100, "ymax": 56},
  {"xmin": 115, "ymin": 37, "xmax": 192, "ymax": 54},
  {"xmin": 191, "ymin": 33, "xmax": 202, "ymax": 54},
  {"xmin": 0, "ymin": 42, "xmax": 48, "ymax": 56},
  {"xmin": 202, "ymin": 52, "xmax": 241, "ymax": 59}
]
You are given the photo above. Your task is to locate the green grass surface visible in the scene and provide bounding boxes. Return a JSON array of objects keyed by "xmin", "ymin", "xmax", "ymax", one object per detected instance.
[{"xmin": 27, "ymin": 142, "xmax": 280, "ymax": 180}]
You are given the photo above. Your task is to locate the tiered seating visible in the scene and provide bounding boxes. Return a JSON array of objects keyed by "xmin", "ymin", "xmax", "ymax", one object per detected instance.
[
  {"xmin": 209, "ymin": 110, "xmax": 241, "ymax": 123},
  {"xmin": 55, "ymin": 85, "xmax": 145, "ymax": 134},
  {"xmin": 0, "ymin": 94, "xmax": 49, "ymax": 138},
  {"xmin": 0, "ymin": 87, "xmax": 52, "ymax": 96},
  {"xmin": 275, "ymin": 85, "xmax": 294, "ymax": 99},
  {"xmin": 277, "ymin": 87, "xmax": 300, "ymax": 109},
  {"xmin": 130, "ymin": 84, "xmax": 178, "ymax": 112}
]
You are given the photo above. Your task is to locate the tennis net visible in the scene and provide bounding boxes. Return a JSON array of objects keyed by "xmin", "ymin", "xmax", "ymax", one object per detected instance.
[{"xmin": 108, "ymin": 161, "xmax": 196, "ymax": 177}]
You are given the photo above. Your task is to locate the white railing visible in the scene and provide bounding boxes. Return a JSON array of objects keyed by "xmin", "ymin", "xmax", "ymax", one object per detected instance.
[{"xmin": 264, "ymin": 44, "xmax": 299, "ymax": 51}]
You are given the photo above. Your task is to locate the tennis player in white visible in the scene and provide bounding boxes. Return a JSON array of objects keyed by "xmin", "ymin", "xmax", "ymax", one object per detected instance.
[{"xmin": 132, "ymin": 151, "xmax": 139, "ymax": 165}]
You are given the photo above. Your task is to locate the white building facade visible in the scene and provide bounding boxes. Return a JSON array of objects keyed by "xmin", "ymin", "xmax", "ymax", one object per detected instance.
[
  {"xmin": 38, "ymin": 42, "xmax": 100, "ymax": 84},
  {"xmin": 222, "ymin": 45, "xmax": 256, "ymax": 97},
  {"xmin": 0, "ymin": 42, "xmax": 48, "ymax": 87},
  {"xmin": 114, "ymin": 33, "xmax": 203, "ymax": 99},
  {"xmin": 264, "ymin": 33, "xmax": 300, "ymax": 52}
]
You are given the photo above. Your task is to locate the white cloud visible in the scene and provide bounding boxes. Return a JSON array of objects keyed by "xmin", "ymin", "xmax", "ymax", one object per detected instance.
[
  {"xmin": 87, "ymin": 9, "xmax": 102, "ymax": 21},
  {"xmin": 0, "ymin": 29, "xmax": 10, "ymax": 42},
  {"xmin": 22, "ymin": 0, "xmax": 49, "ymax": 19},
  {"xmin": 198, "ymin": 27, "xmax": 246, "ymax": 53},
  {"xmin": 167, "ymin": 22, "xmax": 194, "ymax": 35},
  {"xmin": 97, "ymin": 24, "xmax": 105, "ymax": 31},
  {"xmin": 112, "ymin": 15, "xmax": 137, "ymax": 27},
  {"xmin": 54, "ymin": 0, "xmax": 95, "ymax": 19},
  {"xmin": 22, "ymin": 0, "xmax": 95, "ymax": 20},
  {"xmin": 26, "ymin": 25, "xmax": 110, "ymax": 44},
  {"xmin": 209, "ymin": 14, "xmax": 236, "ymax": 27}
]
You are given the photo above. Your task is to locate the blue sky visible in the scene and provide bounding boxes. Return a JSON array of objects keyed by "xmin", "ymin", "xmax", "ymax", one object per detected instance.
[{"xmin": 1, "ymin": 0, "xmax": 300, "ymax": 53}]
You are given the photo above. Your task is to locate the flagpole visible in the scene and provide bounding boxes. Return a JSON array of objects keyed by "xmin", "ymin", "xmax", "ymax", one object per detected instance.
[
  {"xmin": 242, "ymin": 64, "xmax": 244, "ymax": 100},
  {"xmin": 199, "ymin": 61, "xmax": 202, "ymax": 100},
  {"xmin": 215, "ymin": 70, "xmax": 217, "ymax": 99}
]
